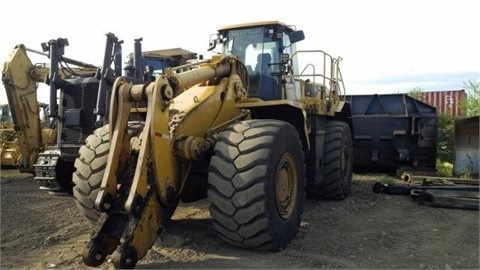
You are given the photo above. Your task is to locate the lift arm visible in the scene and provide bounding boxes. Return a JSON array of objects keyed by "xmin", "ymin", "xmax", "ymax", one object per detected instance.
[{"xmin": 83, "ymin": 55, "xmax": 249, "ymax": 268}]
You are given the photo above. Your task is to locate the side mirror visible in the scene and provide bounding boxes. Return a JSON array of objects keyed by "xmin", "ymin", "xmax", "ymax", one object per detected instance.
[
  {"xmin": 208, "ymin": 40, "xmax": 216, "ymax": 51},
  {"xmin": 208, "ymin": 33, "xmax": 219, "ymax": 51},
  {"xmin": 279, "ymin": 53, "xmax": 290, "ymax": 75},
  {"xmin": 288, "ymin": 30, "xmax": 305, "ymax": 44}
]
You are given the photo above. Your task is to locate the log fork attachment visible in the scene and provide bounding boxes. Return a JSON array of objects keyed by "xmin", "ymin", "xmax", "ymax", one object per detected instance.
[{"xmin": 82, "ymin": 56, "xmax": 233, "ymax": 268}]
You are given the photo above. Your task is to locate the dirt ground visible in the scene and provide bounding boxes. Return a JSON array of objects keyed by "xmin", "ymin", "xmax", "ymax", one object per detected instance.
[{"xmin": 0, "ymin": 168, "xmax": 478, "ymax": 269}]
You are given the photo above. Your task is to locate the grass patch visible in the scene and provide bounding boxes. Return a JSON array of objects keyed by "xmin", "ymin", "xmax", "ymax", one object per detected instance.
[{"xmin": 436, "ymin": 159, "xmax": 453, "ymax": 177}]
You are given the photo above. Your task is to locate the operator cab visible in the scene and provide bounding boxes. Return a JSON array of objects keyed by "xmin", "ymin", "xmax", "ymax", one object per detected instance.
[
  {"xmin": 209, "ymin": 21, "xmax": 304, "ymax": 101},
  {"xmin": 125, "ymin": 48, "xmax": 198, "ymax": 80}
]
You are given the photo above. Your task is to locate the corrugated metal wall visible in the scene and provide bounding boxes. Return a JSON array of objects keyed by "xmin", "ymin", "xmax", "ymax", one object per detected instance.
[{"xmin": 422, "ymin": 90, "xmax": 466, "ymax": 117}]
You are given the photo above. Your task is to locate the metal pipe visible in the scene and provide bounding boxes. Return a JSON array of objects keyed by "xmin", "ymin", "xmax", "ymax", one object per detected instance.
[
  {"xmin": 95, "ymin": 33, "xmax": 119, "ymax": 126},
  {"xmin": 133, "ymin": 38, "xmax": 143, "ymax": 79},
  {"xmin": 173, "ymin": 60, "xmax": 230, "ymax": 91},
  {"xmin": 25, "ymin": 47, "xmax": 98, "ymax": 69},
  {"xmin": 47, "ymin": 39, "xmax": 64, "ymax": 128}
]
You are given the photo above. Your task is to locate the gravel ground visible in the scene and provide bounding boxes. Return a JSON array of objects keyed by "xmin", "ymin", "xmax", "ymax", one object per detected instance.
[{"xmin": 1, "ymin": 168, "xmax": 478, "ymax": 269}]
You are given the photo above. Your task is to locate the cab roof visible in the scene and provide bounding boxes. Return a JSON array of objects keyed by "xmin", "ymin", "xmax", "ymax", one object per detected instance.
[
  {"xmin": 142, "ymin": 48, "xmax": 197, "ymax": 60},
  {"xmin": 128, "ymin": 48, "xmax": 197, "ymax": 61},
  {"xmin": 218, "ymin": 21, "xmax": 296, "ymax": 33}
]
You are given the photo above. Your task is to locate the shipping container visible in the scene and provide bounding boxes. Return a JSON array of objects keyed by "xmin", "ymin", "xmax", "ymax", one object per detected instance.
[{"xmin": 422, "ymin": 90, "xmax": 466, "ymax": 117}]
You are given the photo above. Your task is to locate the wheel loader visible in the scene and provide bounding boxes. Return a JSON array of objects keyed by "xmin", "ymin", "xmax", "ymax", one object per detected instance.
[
  {"xmin": 75, "ymin": 21, "xmax": 353, "ymax": 268},
  {"xmin": 1, "ymin": 34, "xmax": 196, "ymax": 193},
  {"xmin": 0, "ymin": 102, "xmax": 52, "ymax": 168},
  {"xmin": 0, "ymin": 104, "xmax": 21, "ymax": 167}
]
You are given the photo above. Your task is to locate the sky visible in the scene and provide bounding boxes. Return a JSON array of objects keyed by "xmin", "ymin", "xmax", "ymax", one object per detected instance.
[{"xmin": 1, "ymin": 0, "xmax": 479, "ymax": 104}]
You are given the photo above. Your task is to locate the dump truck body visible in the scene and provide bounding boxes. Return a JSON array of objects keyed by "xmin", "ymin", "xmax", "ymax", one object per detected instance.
[{"xmin": 346, "ymin": 94, "xmax": 437, "ymax": 172}]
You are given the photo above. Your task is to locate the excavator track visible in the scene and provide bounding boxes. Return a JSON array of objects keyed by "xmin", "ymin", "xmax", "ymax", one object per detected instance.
[{"xmin": 34, "ymin": 150, "xmax": 74, "ymax": 194}]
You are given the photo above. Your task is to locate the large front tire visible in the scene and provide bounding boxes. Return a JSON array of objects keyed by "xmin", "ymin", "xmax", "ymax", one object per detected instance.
[
  {"xmin": 306, "ymin": 121, "xmax": 353, "ymax": 200},
  {"xmin": 73, "ymin": 122, "xmax": 180, "ymax": 225},
  {"xmin": 72, "ymin": 123, "xmax": 144, "ymax": 224},
  {"xmin": 72, "ymin": 125, "xmax": 111, "ymax": 224},
  {"xmin": 208, "ymin": 119, "xmax": 305, "ymax": 251}
]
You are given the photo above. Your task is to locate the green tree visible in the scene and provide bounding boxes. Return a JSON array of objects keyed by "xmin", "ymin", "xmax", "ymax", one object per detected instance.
[
  {"xmin": 459, "ymin": 79, "xmax": 480, "ymax": 117},
  {"xmin": 436, "ymin": 112, "xmax": 456, "ymax": 164},
  {"xmin": 407, "ymin": 86, "xmax": 424, "ymax": 101}
]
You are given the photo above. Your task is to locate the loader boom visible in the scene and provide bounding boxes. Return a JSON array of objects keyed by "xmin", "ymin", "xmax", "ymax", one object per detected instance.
[{"xmin": 83, "ymin": 55, "xmax": 248, "ymax": 268}]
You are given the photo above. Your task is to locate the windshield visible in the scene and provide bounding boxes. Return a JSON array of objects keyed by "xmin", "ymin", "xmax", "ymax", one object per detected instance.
[
  {"xmin": 222, "ymin": 27, "xmax": 280, "ymax": 76},
  {"xmin": 221, "ymin": 26, "xmax": 283, "ymax": 100},
  {"xmin": 144, "ymin": 58, "xmax": 172, "ymax": 75}
]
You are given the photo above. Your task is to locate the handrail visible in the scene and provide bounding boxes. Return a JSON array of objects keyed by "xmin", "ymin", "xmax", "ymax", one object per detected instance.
[{"xmin": 288, "ymin": 49, "xmax": 346, "ymax": 100}]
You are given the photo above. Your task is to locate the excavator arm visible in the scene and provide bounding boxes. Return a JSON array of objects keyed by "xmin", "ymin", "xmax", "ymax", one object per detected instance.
[
  {"xmin": 1, "ymin": 44, "xmax": 97, "ymax": 173},
  {"xmin": 82, "ymin": 55, "xmax": 249, "ymax": 268}
]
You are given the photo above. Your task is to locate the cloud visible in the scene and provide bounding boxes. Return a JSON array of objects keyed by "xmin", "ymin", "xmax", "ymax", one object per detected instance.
[
  {"xmin": 361, "ymin": 72, "xmax": 480, "ymax": 85},
  {"xmin": 346, "ymin": 71, "xmax": 480, "ymax": 95}
]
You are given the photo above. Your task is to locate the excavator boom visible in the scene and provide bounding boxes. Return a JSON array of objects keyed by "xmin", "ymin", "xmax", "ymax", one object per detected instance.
[{"xmin": 1, "ymin": 44, "xmax": 97, "ymax": 173}]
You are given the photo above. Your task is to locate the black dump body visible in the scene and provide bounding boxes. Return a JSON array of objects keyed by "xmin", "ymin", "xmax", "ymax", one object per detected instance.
[
  {"xmin": 346, "ymin": 94, "xmax": 437, "ymax": 173},
  {"xmin": 60, "ymin": 76, "xmax": 100, "ymax": 161}
]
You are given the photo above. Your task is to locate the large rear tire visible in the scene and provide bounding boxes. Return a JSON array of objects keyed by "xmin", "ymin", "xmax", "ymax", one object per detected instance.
[
  {"xmin": 306, "ymin": 121, "xmax": 353, "ymax": 200},
  {"xmin": 208, "ymin": 119, "xmax": 305, "ymax": 251}
]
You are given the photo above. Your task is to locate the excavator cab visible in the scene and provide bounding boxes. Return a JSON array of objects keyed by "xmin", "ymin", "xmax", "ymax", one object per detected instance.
[
  {"xmin": 209, "ymin": 21, "xmax": 304, "ymax": 100},
  {"xmin": 141, "ymin": 48, "xmax": 197, "ymax": 75},
  {"xmin": 125, "ymin": 47, "xmax": 197, "ymax": 78}
]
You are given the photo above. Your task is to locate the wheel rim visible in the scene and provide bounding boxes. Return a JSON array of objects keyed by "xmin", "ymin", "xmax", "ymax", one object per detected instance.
[
  {"xmin": 113, "ymin": 245, "xmax": 137, "ymax": 269},
  {"xmin": 275, "ymin": 153, "xmax": 298, "ymax": 220},
  {"xmin": 82, "ymin": 244, "xmax": 106, "ymax": 267}
]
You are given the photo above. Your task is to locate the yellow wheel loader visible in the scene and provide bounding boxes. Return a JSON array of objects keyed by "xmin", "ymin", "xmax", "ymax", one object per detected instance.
[
  {"xmin": 0, "ymin": 104, "xmax": 21, "ymax": 167},
  {"xmin": 76, "ymin": 21, "xmax": 353, "ymax": 268}
]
